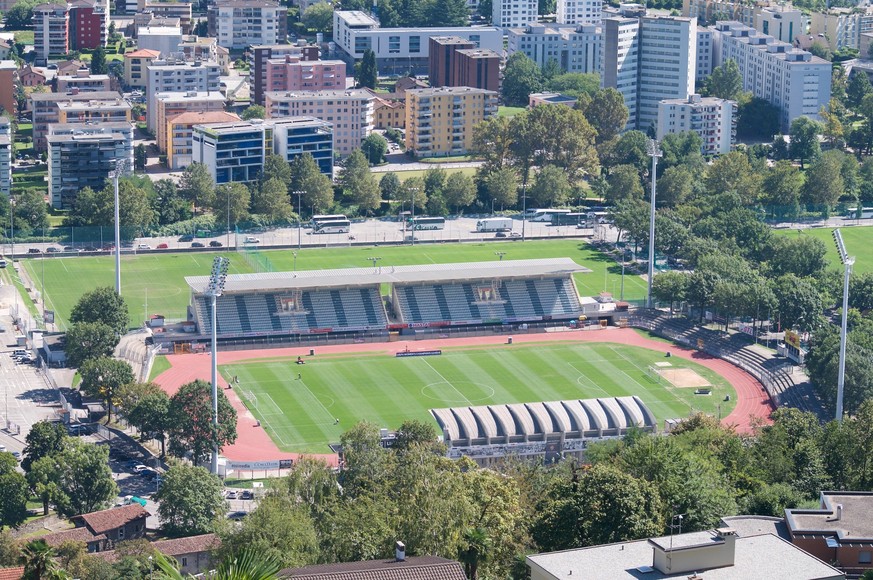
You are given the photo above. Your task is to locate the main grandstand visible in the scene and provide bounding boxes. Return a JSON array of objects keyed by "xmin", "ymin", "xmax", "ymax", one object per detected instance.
[{"xmin": 155, "ymin": 258, "xmax": 616, "ymax": 348}]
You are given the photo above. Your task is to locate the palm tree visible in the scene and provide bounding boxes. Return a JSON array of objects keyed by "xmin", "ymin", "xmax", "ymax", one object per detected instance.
[
  {"xmin": 20, "ymin": 539, "xmax": 67, "ymax": 580},
  {"xmin": 154, "ymin": 548, "xmax": 281, "ymax": 580},
  {"xmin": 459, "ymin": 527, "xmax": 491, "ymax": 580}
]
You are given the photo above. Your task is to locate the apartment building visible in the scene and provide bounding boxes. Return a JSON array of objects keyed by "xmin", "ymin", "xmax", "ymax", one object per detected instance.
[
  {"xmin": 192, "ymin": 121, "xmax": 267, "ymax": 184},
  {"xmin": 68, "ymin": 0, "xmax": 107, "ymax": 50},
  {"xmin": 0, "ymin": 118, "xmax": 12, "ymax": 196},
  {"xmin": 755, "ymin": 4, "xmax": 803, "ymax": 44},
  {"xmin": 138, "ymin": 26, "xmax": 183, "ymax": 56},
  {"xmin": 0, "ymin": 61, "xmax": 16, "ymax": 116},
  {"xmin": 47, "ymin": 122, "xmax": 134, "ymax": 209},
  {"xmin": 810, "ymin": 8, "xmax": 873, "ymax": 50},
  {"xmin": 602, "ymin": 8, "xmax": 696, "ymax": 131},
  {"xmin": 55, "ymin": 70, "xmax": 112, "ymax": 93},
  {"xmin": 249, "ymin": 44, "xmax": 320, "ymax": 106},
  {"xmin": 683, "ymin": 0, "xmax": 758, "ymax": 27},
  {"xmin": 265, "ymin": 88, "xmax": 374, "ymax": 155},
  {"xmin": 124, "ymin": 49, "xmax": 160, "ymax": 89},
  {"xmin": 332, "ymin": 11, "xmax": 502, "ymax": 75},
  {"xmin": 33, "ymin": 4, "xmax": 69, "ymax": 62},
  {"xmin": 657, "ymin": 94, "xmax": 736, "ymax": 154},
  {"xmin": 697, "ymin": 28, "xmax": 713, "ymax": 81},
  {"xmin": 265, "ymin": 57, "xmax": 346, "ymax": 93},
  {"xmin": 405, "ymin": 86, "xmax": 498, "ymax": 158},
  {"xmin": 153, "ymin": 91, "xmax": 228, "ymax": 155},
  {"xmin": 270, "ymin": 117, "xmax": 334, "ymax": 178},
  {"xmin": 556, "ymin": 0, "xmax": 602, "ymax": 25},
  {"xmin": 492, "ymin": 0, "xmax": 538, "ymax": 29},
  {"xmin": 178, "ymin": 35, "xmax": 217, "ymax": 61},
  {"xmin": 143, "ymin": 1, "xmax": 193, "ymax": 34},
  {"xmin": 208, "ymin": 0, "xmax": 287, "ymax": 50},
  {"xmin": 429, "ymin": 37, "xmax": 500, "ymax": 92},
  {"xmin": 373, "ymin": 97, "xmax": 405, "ymax": 129},
  {"xmin": 712, "ymin": 21, "xmax": 831, "ymax": 130},
  {"xmin": 166, "ymin": 110, "xmax": 240, "ymax": 169},
  {"xmin": 145, "ymin": 59, "xmax": 221, "ymax": 132},
  {"xmin": 507, "ymin": 23, "xmax": 602, "ymax": 74},
  {"xmin": 30, "ymin": 90, "xmax": 128, "ymax": 151}
]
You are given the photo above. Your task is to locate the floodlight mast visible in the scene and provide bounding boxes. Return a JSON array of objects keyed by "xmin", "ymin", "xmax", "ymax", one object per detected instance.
[
  {"xmin": 832, "ymin": 229, "xmax": 854, "ymax": 423},
  {"xmin": 206, "ymin": 256, "xmax": 230, "ymax": 474},
  {"xmin": 108, "ymin": 159, "xmax": 127, "ymax": 295},
  {"xmin": 646, "ymin": 139, "xmax": 662, "ymax": 309}
]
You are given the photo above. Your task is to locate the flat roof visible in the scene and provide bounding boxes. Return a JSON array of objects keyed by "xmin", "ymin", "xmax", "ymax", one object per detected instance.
[
  {"xmin": 526, "ymin": 533, "xmax": 844, "ymax": 579},
  {"xmin": 786, "ymin": 492, "xmax": 873, "ymax": 541},
  {"xmin": 720, "ymin": 515, "xmax": 790, "ymax": 540},
  {"xmin": 335, "ymin": 10, "xmax": 379, "ymax": 27},
  {"xmin": 186, "ymin": 258, "xmax": 588, "ymax": 294}
]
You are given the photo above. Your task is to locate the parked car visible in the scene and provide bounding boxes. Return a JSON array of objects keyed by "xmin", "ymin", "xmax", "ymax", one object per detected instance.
[
  {"xmin": 141, "ymin": 468, "xmax": 159, "ymax": 480},
  {"xmin": 509, "ymin": 232, "xmax": 522, "ymax": 238},
  {"xmin": 226, "ymin": 490, "xmax": 238, "ymax": 500},
  {"xmin": 240, "ymin": 490, "xmax": 253, "ymax": 500},
  {"xmin": 27, "ymin": 248, "xmax": 41, "ymax": 254},
  {"xmin": 136, "ymin": 244, "xmax": 151, "ymax": 251},
  {"xmin": 191, "ymin": 242, "xmax": 205, "ymax": 248},
  {"xmin": 0, "ymin": 259, "xmax": 6, "ymax": 268},
  {"xmin": 209, "ymin": 241, "xmax": 223, "ymax": 247},
  {"xmin": 228, "ymin": 511, "xmax": 247, "ymax": 520},
  {"xmin": 45, "ymin": 247, "xmax": 60, "ymax": 253},
  {"xmin": 178, "ymin": 235, "xmax": 194, "ymax": 242},
  {"xmin": 133, "ymin": 464, "xmax": 149, "ymax": 473},
  {"xmin": 156, "ymin": 243, "xmax": 169, "ymax": 249},
  {"xmin": 243, "ymin": 236, "xmax": 260, "ymax": 244},
  {"xmin": 495, "ymin": 232, "xmax": 507, "ymax": 238}
]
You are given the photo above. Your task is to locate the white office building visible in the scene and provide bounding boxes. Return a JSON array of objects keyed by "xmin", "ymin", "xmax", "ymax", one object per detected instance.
[
  {"xmin": 754, "ymin": 5, "xmax": 803, "ymax": 44},
  {"xmin": 657, "ymin": 94, "xmax": 736, "ymax": 154},
  {"xmin": 145, "ymin": 58, "xmax": 221, "ymax": 132},
  {"xmin": 211, "ymin": 0, "xmax": 287, "ymax": 49},
  {"xmin": 712, "ymin": 21, "xmax": 831, "ymax": 130},
  {"xmin": 137, "ymin": 25, "xmax": 183, "ymax": 56},
  {"xmin": 602, "ymin": 7, "xmax": 697, "ymax": 131},
  {"xmin": 492, "ymin": 0, "xmax": 538, "ymax": 29},
  {"xmin": 332, "ymin": 11, "xmax": 502, "ymax": 75},
  {"xmin": 697, "ymin": 28, "xmax": 713, "ymax": 81},
  {"xmin": 557, "ymin": 0, "xmax": 602, "ymax": 25},
  {"xmin": 0, "ymin": 118, "xmax": 11, "ymax": 197},
  {"xmin": 507, "ymin": 23, "xmax": 601, "ymax": 73}
]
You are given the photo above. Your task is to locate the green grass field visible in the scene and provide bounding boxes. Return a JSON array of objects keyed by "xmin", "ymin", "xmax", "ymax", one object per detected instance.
[
  {"xmin": 774, "ymin": 226, "xmax": 872, "ymax": 274},
  {"xmin": 23, "ymin": 240, "xmax": 647, "ymax": 330},
  {"xmin": 221, "ymin": 342, "xmax": 735, "ymax": 453}
]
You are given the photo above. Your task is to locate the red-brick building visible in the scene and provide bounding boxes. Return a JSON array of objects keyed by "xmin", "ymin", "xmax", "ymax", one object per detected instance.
[
  {"xmin": 428, "ymin": 36, "xmax": 500, "ymax": 93},
  {"xmin": 68, "ymin": 0, "xmax": 107, "ymax": 51}
]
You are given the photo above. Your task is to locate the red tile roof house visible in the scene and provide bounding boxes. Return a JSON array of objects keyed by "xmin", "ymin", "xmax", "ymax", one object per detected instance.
[
  {"xmin": 42, "ymin": 504, "xmax": 148, "ymax": 553},
  {"xmin": 94, "ymin": 533, "xmax": 220, "ymax": 576},
  {"xmin": 0, "ymin": 567, "xmax": 24, "ymax": 579}
]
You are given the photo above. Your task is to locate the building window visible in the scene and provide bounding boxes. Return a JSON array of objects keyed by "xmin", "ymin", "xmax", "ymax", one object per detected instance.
[
  {"xmin": 860, "ymin": 552, "xmax": 872, "ymax": 564},
  {"xmin": 118, "ymin": 528, "xmax": 125, "ymax": 540},
  {"xmin": 181, "ymin": 557, "xmax": 189, "ymax": 567}
]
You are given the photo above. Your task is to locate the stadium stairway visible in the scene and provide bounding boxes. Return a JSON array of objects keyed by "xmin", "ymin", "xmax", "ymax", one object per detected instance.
[{"xmin": 628, "ymin": 309, "xmax": 828, "ymax": 421}]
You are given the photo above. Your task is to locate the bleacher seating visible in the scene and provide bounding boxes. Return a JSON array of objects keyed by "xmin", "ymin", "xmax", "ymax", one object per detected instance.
[
  {"xmin": 195, "ymin": 286, "xmax": 387, "ymax": 335},
  {"xmin": 393, "ymin": 277, "xmax": 582, "ymax": 324}
]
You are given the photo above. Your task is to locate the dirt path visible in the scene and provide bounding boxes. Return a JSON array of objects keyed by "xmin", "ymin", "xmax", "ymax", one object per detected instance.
[{"xmin": 153, "ymin": 327, "xmax": 774, "ymax": 464}]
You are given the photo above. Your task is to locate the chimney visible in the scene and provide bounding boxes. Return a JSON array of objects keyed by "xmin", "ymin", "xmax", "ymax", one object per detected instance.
[
  {"xmin": 836, "ymin": 504, "xmax": 843, "ymax": 521},
  {"xmin": 395, "ymin": 541, "xmax": 406, "ymax": 562}
]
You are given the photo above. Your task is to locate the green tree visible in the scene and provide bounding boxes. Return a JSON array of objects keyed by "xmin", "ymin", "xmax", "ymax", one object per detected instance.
[
  {"xmin": 252, "ymin": 178, "xmax": 294, "ymax": 223},
  {"xmin": 736, "ymin": 97, "xmax": 780, "ymax": 140},
  {"xmin": 762, "ymin": 160, "xmax": 803, "ymax": 219},
  {"xmin": 401, "ymin": 177, "xmax": 428, "ymax": 213},
  {"xmin": 302, "ymin": 1, "xmax": 333, "ymax": 32},
  {"xmin": 0, "ymin": 458, "xmax": 28, "ymax": 529},
  {"xmin": 212, "ymin": 182, "xmax": 251, "ymax": 229},
  {"xmin": 153, "ymin": 179, "xmax": 192, "ymax": 225},
  {"xmin": 802, "ymin": 150, "xmax": 844, "ymax": 211},
  {"xmin": 4, "ymin": 0, "xmax": 39, "ymax": 29},
  {"xmin": 78, "ymin": 357, "xmax": 135, "ymax": 423},
  {"xmin": 52, "ymin": 439, "xmax": 117, "ymax": 517},
  {"xmin": 704, "ymin": 59, "xmax": 743, "ymax": 100},
  {"xmin": 90, "ymin": 46, "xmax": 107, "ymax": 74},
  {"xmin": 529, "ymin": 165, "xmax": 571, "ymax": 208},
  {"xmin": 605, "ymin": 164, "xmax": 643, "ymax": 204},
  {"xmin": 26, "ymin": 457, "xmax": 63, "ymax": 516},
  {"xmin": 290, "ymin": 153, "xmax": 334, "ymax": 214},
  {"xmin": 655, "ymin": 166, "xmax": 693, "ymax": 207},
  {"xmin": 167, "ymin": 380, "xmax": 238, "ymax": 465},
  {"xmin": 13, "ymin": 189, "xmax": 49, "ymax": 235},
  {"xmin": 501, "ymin": 53, "xmax": 542, "ymax": 106},
  {"xmin": 704, "ymin": 151, "xmax": 762, "ymax": 205},
  {"xmin": 651, "ymin": 270, "xmax": 690, "ymax": 313},
  {"xmin": 357, "ymin": 50, "xmax": 377, "ymax": 89},
  {"xmin": 576, "ymin": 87, "xmax": 629, "ymax": 144},
  {"xmin": 154, "ymin": 463, "xmax": 225, "ymax": 537},
  {"xmin": 261, "ymin": 155, "xmax": 292, "ymax": 188},
  {"xmin": 773, "ymin": 274, "xmax": 824, "ymax": 332},
  {"xmin": 847, "ymin": 70, "xmax": 873, "ymax": 110},
  {"xmin": 64, "ymin": 322, "xmax": 119, "ymax": 368},
  {"xmin": 124, "ymin": 388, "xmax": 171, "ymax": 457},
  {"xmin": 339, "ymin": 149, "xmax": 381, "ymax": 214},
  {"xmin": 360, "ymin": 133, "xmax": 388, "ymax": 165},
  {"xmin": 658, "ymin": 131, "xmax": 704, "ymax": 172},
  {"xmin": 178, "ymin": 162, "xmax": 216, "ymax": 216},
  {"xmin": 70, "ymin": 287, "xmax": 129, "ymax": 336},
  {"xmin": 471, "ymin": 116, "xmax": 513, "ymax": 173},
  {"xmin": 21, "ymin": 420, "xmax": 66, "ymax": 473},
  {"xmin": 241, "ymin": 105, "xmax": 266, "ymax": 120},
  {"xmin": 545, "ymin": 73, "xmax": 599, "ymax": 99},
  {"xmin": 483, "ymin": 168, "xmax": 518, "ymax": 210},
  {"xmin": 20, "ymin": 539, "xmax": 61, "ymax": 580},
  {"xmin": 442, "ymin": 172, "xmax": 476, "ymax": 213},
  {"xmin": 789, "ymin": 117, "xmax": 822, "ymax": 169},
  {"xmin": 767, "ymin": 234, "xmax": 828, "ymax": 278},
  {"xmin": 379, "ymin": 172, "xmax": 402, "ymax": 205},
  {"xmin": 134, "ymin": 143, "xmax": 147, "ymax": 171}
]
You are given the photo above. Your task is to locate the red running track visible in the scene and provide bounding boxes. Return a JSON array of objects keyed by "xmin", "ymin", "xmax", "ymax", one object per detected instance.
[{"xmin": 153, "ymin": 328, "xmax": 774, "ymax": 465}]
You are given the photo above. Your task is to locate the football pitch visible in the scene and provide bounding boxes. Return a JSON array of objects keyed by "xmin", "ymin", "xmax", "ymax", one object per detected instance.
[
  {"xmin": 774, "ymin": 225, "xmax": 872, "ymax": 274},
  {"xmin": 22, "ymin": 240, "xmax": 648, "ymax": 330},
  {"xmin": 220, "ymin": 342, "xmax": 736, "ymax": 453}
]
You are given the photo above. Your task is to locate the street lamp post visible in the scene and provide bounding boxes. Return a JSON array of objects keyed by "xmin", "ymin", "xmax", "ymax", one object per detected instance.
[
  {"xmin": 294, "ymin": 191, "xmax": 304, "ymax": 250},
  {"xmin": 205, "ymin": 256, "xmax": 230, "ymax": 474},
  {"xmin": 832, "ymin": 229, "xmax": 854, "ymax": 422},
  {"xmin": 108, "ymin": 159, "xmax": 127, "ymax": 295},
  {"xmin": 9, "ymin": 196, "xmax": 14, "ymax": 262},
  {"xmin": 226, "ymin": 188, "xmax": 231, "ymax": 250},
  {"xmin": 646, "ymin": 139, "xmax": 662, "ymax": 309},
  {"xmin": 521, "ymin": 183, "xmax": 527, "ymax": 241},
  {"xmin": 366, "ymin": 256, "xmax": 381, "ymax": 271}
]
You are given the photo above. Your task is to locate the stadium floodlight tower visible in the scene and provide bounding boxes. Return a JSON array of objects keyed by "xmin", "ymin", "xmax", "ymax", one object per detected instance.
[
  {"xmin": 206, "ymin": 256, "xmax": 230, "ymax": 474},
  {"xmin": 832, "ymin": 229, "xmax": 854, "ymax": 422},
  {"xmin": 646, "ymin": 139, "xmax": 662, "ymax": 309},
  {"xmin": 108, "ymin": 159, "xmax": 128, "ymax": 295}
]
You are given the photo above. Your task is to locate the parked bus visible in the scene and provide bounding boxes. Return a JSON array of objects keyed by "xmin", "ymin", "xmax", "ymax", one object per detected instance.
[
  {"xmin": 476, "ymin": 217, "xmax": 513, "ymax": 232},
  {"xmin": 529, "ymin": 209, "xmax": 571, "ymax": 222},
  {"xmin": 313, "ymin": 219, "xmax": 351, "ymax": 234},
  {"xmin": 846, "ymin": 207, "xmax": 873, "ymax": 219},
  {"xmin": 587, "ymin": 211, "xmax": 611, "ymax": 224},
  {"xmin": 551, "ymin": 212, "xmax": 586, "ymax": 226},
  {"xmin": 311, "ymin": 214, "xmax": 347, "ymax": 227},
  {"xmin": 408, "ymin": 216, "xmax": 446, "ymax": 230}
]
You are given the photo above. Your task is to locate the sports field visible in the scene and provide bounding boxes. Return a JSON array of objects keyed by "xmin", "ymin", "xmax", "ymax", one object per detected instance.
[
  {"xmin": 22, "ymin": 240, "xmax": 647, "ymax": 330},
  {"xmin": 219, "ymin": 342, "xmax": 735, "ymax": 453},
  {"xmin": 774, "ymin": 225, "xmax": 872, "ymax": 274}
]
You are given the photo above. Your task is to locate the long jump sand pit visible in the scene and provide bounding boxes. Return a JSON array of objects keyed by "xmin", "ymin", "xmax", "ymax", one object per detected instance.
[{"xmin": 653, "ymin": 362, "xmax": 712, "ymax": 388}]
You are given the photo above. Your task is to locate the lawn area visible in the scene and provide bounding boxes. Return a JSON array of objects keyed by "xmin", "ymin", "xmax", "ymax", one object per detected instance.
[
  {"xmin": 149, "ymin": 355, "xmax": 171, "ymax": 381},
  {"xmin": 223, "ymin": 342, "xmax": 735, "ymax": 452},
  {"xmin": 497, "ymin": 106, "xmax": 526, "ymax": 117},
  {"xmin": 773, "ymin": 226, "xmax": 873, "ymax": 275},
  {"xmin": 15, "ymin": 31, "xmax": 34, "ymax": 45},
  {"xmin": 382, "ymin": 167, "xmax": 478, "ymax": 182},
  {"xmin": 24, "ymin": 239, "xmax": 647, "ymax": 330}
]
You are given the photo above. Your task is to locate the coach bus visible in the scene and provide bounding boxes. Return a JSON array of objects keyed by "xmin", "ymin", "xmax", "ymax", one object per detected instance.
[
  {"xmin": 313, "ymin": 219, "xmax": 351, "ymax": 234},
  {"xmin": 550, "ymin": 212, "xmax": 586, "ymax": 226},
  {"xmin": 407, "ymin": 216, "xmax": 446, "ymax": 230},
  {"xmin": 529, "ymin": 209, "xmax": 571, "ymax": 222},
  {"xmin": 846, "ymin": 207, "xmax": 873, "ymax": 219},
  {"xmin": 311, "ymin": 214, "xmax": 347, "ymax": 228}
]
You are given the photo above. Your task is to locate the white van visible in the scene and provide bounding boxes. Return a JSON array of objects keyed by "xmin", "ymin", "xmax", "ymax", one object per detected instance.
[{"xmin": 137, "ymin": 244, "xmax": 151, "ymax": 250}]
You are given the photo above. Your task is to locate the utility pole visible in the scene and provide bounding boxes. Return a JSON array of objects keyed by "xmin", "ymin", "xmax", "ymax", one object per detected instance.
[{"xmin": 646, "ymin": 139, "xmax": 662, "ymax": 309}]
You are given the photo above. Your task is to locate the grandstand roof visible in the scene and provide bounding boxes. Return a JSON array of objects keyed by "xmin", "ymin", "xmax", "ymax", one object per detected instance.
[
  {"xmin": 186, "ymin": 258, "xmax": 588, "ymax": 294},
  {"xmin": 431, "ymin": 396, "xmax": 656, "ymax": 443}
]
